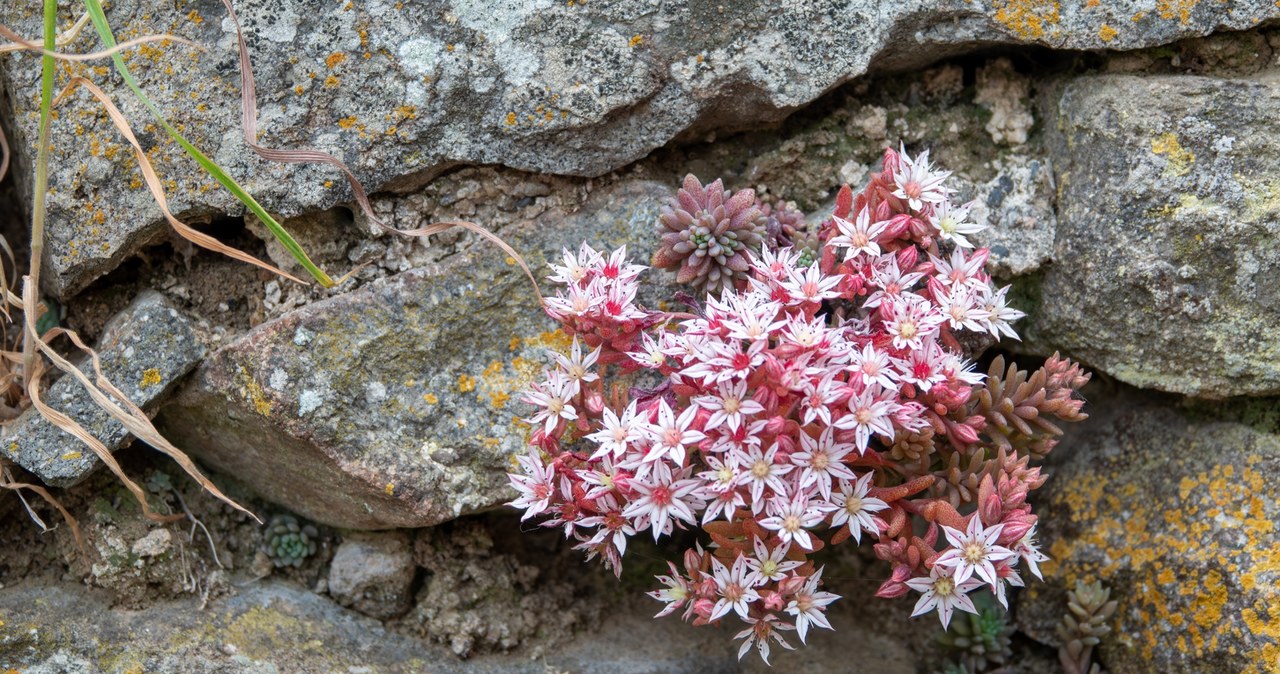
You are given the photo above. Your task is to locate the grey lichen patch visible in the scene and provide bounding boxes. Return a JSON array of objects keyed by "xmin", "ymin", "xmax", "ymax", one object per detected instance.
[
  {"xmin": 1028, "ymin": 72, "xmax": 1280, "ymax": 397},
  {"xmin": 2, "ymin": 291, "xmax": 205, "ymax": 487}
]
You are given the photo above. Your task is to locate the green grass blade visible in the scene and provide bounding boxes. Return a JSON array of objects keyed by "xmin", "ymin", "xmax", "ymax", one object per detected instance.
[
  {"xmin": 22, "ymin": 0, "xmax": 58, "ymax": 385},
  {"xmin": 80, "ymin": 0, "xmax": 335, "ymax": 287}
]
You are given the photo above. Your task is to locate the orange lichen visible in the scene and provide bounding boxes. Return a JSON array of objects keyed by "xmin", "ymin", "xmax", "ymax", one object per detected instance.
[
  {"xmin": 1049, "ymin": 455, "xmax": 1278, "ymax": 668},
  {"xmin": 456, "ymin": 374, "xmax": 476, "ymax": 393},
  {"xmin": 994, "ymin": 0, "xmax": 1061, "ymax": 39},
  {"xmin": 337, "ymin": 116, "xmax": 358, "ymax": 130},
  {"xmin": 1156, "ymin": 0, "xmax": 1196, "ymax": 24},
  {"xmin": 1099, "ymin": 24, "xmax": 1118, "ymax": 42},
  {"xmin": 326, "ymin": 52, "xmax": 347, "ymax": 69}
]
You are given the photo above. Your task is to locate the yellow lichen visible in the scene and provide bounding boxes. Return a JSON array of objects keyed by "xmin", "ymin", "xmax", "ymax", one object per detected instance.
[
  {"xmin": 456, "ymin": 374, "xmax": 476, "ymax": 393},
  {"xmin": 240, "ymin": 366, "xmax": 272, "ymax": 417},
  {"xmin": 1151, "ymin": 132, "xmax": 1194, "ymax": 177},
  {"xmin": 1156, "ymin": 0, "xmax": 1196, "ymax": 24},
  {"xmin": 1049, "ymin": 458, "xmax": 1278, "ymax": 667},
  {"xmin": 384, "ymin": 483, "xmax": 395, "ymax": 496},
  {"xmin": 60, "ymin": 451, "xmax": 82, "ymax": 461},
  {"xmin": 423, "ymin": 392, "xmax": 439, "ymax": 404},
  {"xmin": 1098, "ymin": 24, "xmax": 1118, "ymax": 42},
  {"xmin": 994, "ymin": 0, "xmax": 1060, "ymax": 39},
  {"xmin": 325, "ymin": 52, "xmax": 347, "ymax": 69},
  {"xmin": 140, "ymin": 367, "xmax": 162, "ymax": 387}
]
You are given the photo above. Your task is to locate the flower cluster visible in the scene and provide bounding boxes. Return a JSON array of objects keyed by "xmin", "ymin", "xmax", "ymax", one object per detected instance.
[{"xmin": 509, "ymin": 145, "xmax": 1089, "ymax": 663}]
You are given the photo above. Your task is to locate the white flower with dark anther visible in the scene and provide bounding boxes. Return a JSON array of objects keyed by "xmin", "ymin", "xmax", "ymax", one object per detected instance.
[
  {"xmin": 829, "ymin": 207, "xmax": 888, "ymax": 261},
  {"xmin": 507, "ymin": 450, "xmax": 556, "ymax": 521},
  {"xmin": 790, "ymin": 426, "xmax": 857, "ymax": 501},
  {"xmin": 546, "ymin": 242, "xmax": 601, "ymax": 285},
  {"xmin": 577, "ymin": 494, "xmax": 635, "ymax": 557},
  {"xmin": 695, "ymin": 379, "xmax": 765, "ymax": 433},
  {"xmin": 731, "ymin": 442, "xmax": 795, "ymax": 513},
  {"xmin": 596, "ymin": 244, "xmax": 647, "ymax": 283},
  {"xmin": 864, "ymin": 255, "xmax": 925, "ymax": 310},
  {"xmin": 785, "ymin": 567, "xmax": 840, "ymax": 643},
  {"xmin": 642, "ymin": 399, "xmax": 705, "ymax": 466},
  {"xmin": 552, "ymin": 337, "xmax": 601, "ymax": 396},
  {"xmin": 892, "ymin": 339, "xmax": 948, "ymax": 393},
  {"xmin": 847, "ymin": 342, "xmax": 900, "ymax": 391},
  {"xmin": 928, "ymin": 198, "xmax": 984, "ymax": 248},
  {"xmin": 829, "ymin": 472, "xmax": 889, "ymax": 544},
  {"xmin": 892, "ymin": 144, "xmax": 952, "ymax": 212},
  {"xmin": 905, "ymin": 564, "xmax": 983, "ymax": 629},
  {"xmin": 779, "ymin": 261, "xmax": 842, "ymax": 306},
  {"xmin": 586, "ymin": 400, "xmax": 645, "ymax": 460},
  {"xmin": 744, "ymin": 538, "xmax": 802, "ymax": 584},
  {"xmin": 522, "ymin": 371, "xmax": 578, "ymax": 435},
  {"xmin": 935, "ymin": 283, "xmax": 989, "ymax": 334},
  {"xmin": 934, "ymin": 517, "xmax": 1017, "ymax": 588},
  {"xmin": 977, "ymin": 282, "xmax": 1026, "ymax": 341},
  {"xmin": 710, "ymin": 554, "xmax": 762, "ymax": 621},
  {"xmin": 648, "ymin": 561, "xmax": 692, "ymax": 618},
  {"xmin": 930, "ymin": 248, "xmax": 989, "ymax": 290},
  {"xmin": 621, "ymin": 463, "xmax": 703, "ymax": 542},
  {"xmin": 734, "ymin": 614, "xmax": 796, "ymax": 665},
  {"xmin": 832, "ymin": 385, "xmax": 899, "ymax": 454},
  {"xmin": 758, "ymin": 494, "xmax": 828, "ymax": 551}
]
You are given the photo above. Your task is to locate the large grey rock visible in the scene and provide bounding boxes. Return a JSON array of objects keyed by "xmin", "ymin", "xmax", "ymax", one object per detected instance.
[
  {"xmin": 1029, "ymin": 72, "xmax": 1280, "ymax": 397},
  {"xmin": 1016, "ymin": 391, "xmax": 1280, "ymax": 674},
  {"xmin": 158, "ymin": 181, "xmax": 676, "ymax": 529},
  {"xmin": 1, "ymin": 1, "xmax": 1276, "ymax": 298},
  {"xmin": 2, "ymin": 290, "xmax": 205, "ymax": 487}
]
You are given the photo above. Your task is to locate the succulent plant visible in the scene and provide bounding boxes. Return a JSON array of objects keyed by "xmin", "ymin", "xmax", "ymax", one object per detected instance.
[
  {"xmin": 263, "ymin": 514, "xmax": 319, "ymax": 568},
  {"xmin": 653, "ymin": 174, "xmax": 766, "ymax": 297},
  {"xmin": 937, "ymin": 605, "xmax": 1014, "ymax": 672},
  {"xmin": 1057, "ymin": 580, "xmax": 1117, "ymax": 674}
]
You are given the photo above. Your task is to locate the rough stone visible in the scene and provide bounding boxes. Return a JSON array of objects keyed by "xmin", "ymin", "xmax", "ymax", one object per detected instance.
[
  {"xmin": 1029, "ymin": 72, "xmax": 1280, "ymax": 397},
  {"xmin": 158, "ymin": 181, "xmax": 678, "ymax": 529},
  {"xmin": 1, "ymin": 1, "xmax": 1275, "ymax": 298},
  {"xmin": 1015, "ymin": 391, "xmax": 1280, "ymax": 674},
  {"xmin": 2, "ymin": 290, "xmax": 205, "ymax": 487},
  {"xmin": 0, "ymin": 573, "xmax": 924, "ymax": 673},
  {"xmin": 327, "ymin": 531, "xmax": 416, "ymax": 620}
]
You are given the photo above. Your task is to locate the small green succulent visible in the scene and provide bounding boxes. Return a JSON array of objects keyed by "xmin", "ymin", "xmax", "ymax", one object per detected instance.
[
  {"xmin": 937, "ymin": 604, "xmax": 1013, "ymax": 672},
  {"xmin": 263, "ymin": 514, "xmax": 319, "ymax": 568}
]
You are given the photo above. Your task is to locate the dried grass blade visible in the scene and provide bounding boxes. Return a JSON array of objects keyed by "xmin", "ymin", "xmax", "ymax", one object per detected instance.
[
  {"xmin": 24, "ymin": 350, "xmax": 177, "ymax": 524},
  {"xmin": 22, "ymin": 284, "xmax": 256, "ymax": 523},
  {"xmin": 216, "ymin": 0, "xmax": 382, "ymax": 229},
  {"xmin": 0, "ymin": 22, "xmax": 198, "ymax": 60},
  {"xmin": 212, "ymin": 0, "xmax": 544, "ymax": 302},
  {"xmin": 55, "ymin": 77, "xmax": 306, "ymax": 285},
  {"xmin": 411, "ymin": 220, "xmax": 544, "ymax": 302},
  {"xmin": 79, "ymin": 0, "xmax": 334, "ymax": 287}
]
